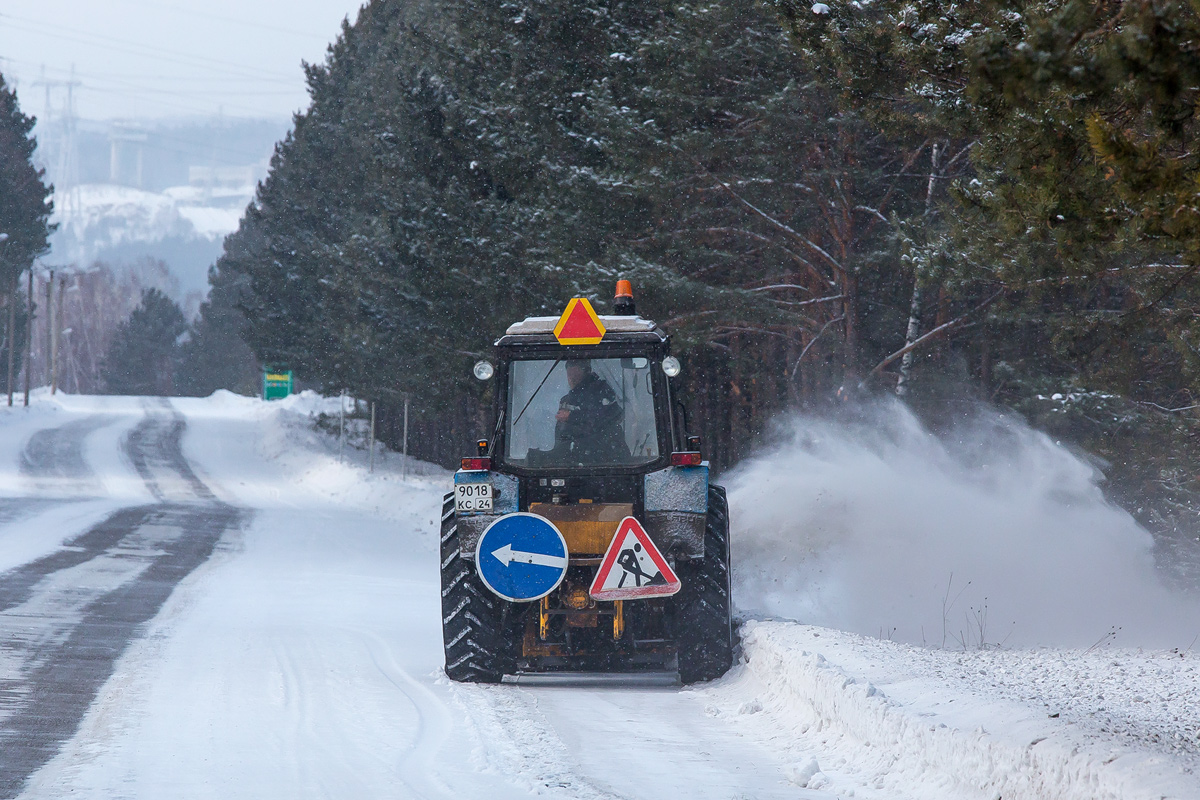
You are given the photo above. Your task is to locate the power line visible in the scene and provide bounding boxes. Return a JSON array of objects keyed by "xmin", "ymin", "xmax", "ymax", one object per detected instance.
[
  {"xmin": 4, "ymin": 55, "xmax": 302, "ymax": 119},
  {"xmin": 107, "ymin": 0, "xmax": 346, "ymax": 42},
  {"xmin": 0, "ymin": 13, "xmax": 302, "ymax": 85},
  {"xmin": 16, "ymin": 61, "xmax": 302, "ymax": 84}
]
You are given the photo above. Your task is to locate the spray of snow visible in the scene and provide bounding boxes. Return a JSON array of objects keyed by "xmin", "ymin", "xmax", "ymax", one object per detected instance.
[{"xmin": 727, "ymin": 400, "xmax": 1200, "ymax": 648}]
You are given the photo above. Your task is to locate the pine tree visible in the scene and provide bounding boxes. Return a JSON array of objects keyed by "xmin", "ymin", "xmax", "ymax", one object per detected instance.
[
  {"xmin": 0, "ymin": 72, "xmax": 53, "ymax": 394},
  {"xmin": 176, "ymin": 265, "xmax": 259, "ymax": 397},
  {"xmin": 102, "ymin": 289, "xmax": 187, "ymax": 396},
  {"xmin": 963, "ymin": 0, "xmax": 1200, "ymax": 400},
  {"xmin": 770, "ymin": 0, "xmax": 1200, "ymax": 406},
  {"xmin": 212, "ymin": 0, "xmax": 937, "ymax": 464}
]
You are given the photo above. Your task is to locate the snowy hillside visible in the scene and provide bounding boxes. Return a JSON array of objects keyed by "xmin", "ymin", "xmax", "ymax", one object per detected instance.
[
  {"xmin": 49, "ymin": 183, "xmax": 251, "ymax": 295},
  {"xmin": 0, "ymin": 391, "xmax": 1196, "ymax": 799}
]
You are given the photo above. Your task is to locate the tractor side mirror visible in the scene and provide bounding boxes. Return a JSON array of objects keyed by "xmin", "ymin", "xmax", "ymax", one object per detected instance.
[{"xmin": 473, "ymin": 360, "xmax": 495, "ymax": 380}]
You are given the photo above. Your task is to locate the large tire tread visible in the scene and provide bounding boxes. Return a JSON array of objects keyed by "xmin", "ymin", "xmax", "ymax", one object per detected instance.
[
  {"xmin": 440, "ymin": 493, "xmax": 511, "ymax": 683},
  {"xmin": 676, "ymin": 485, "xmax": 734, "ymax": 684}
]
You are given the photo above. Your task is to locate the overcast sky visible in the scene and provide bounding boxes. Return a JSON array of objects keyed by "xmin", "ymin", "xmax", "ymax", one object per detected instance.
[{"xmin": 0, "ymin": 0, "xmax": 365, "ymax": 122}]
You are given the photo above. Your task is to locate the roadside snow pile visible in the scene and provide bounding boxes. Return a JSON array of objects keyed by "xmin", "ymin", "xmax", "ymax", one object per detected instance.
[
  {"xmin": 173, "ymin": 390, "xmax": 448, "ymax": 526},
  {"xmin": 706, "ymin": 621, "xmax": 1200, "ymax": 800},
  {"xmin": 726, "ymin": 400, "xmax": 1200, "ymax": 649}
]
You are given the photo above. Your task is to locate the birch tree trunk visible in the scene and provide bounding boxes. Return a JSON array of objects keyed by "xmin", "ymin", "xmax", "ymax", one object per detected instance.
[{"xmin": 896, "ymin": 142, "xmax": 941, "ymax": 397}]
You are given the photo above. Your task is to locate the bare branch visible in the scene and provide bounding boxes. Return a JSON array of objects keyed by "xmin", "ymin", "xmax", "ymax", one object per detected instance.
[
  {"xmin": 1135, "ymin": 400, "xmax": 1200, "ymax": 413},
  {"xmin": 748, "ymin": 284, "xmax": 810, "ymax": 292},
  {"xmin": 767, "ymin": 293, "xmax": 844, "ymax": 308},
  {"xmin": 791, "ymin": 315, "xmax": 844, "ymax": 381},
  {"xmin": 854, "ymin": 205, "xmax": 890, "ymax": 224},
  {"xmin": 666, "ymin": 143, "xmax": 847, "ymax": 275},
  {"xmin": 943, "ymin": 140, "xmax": 977, "ymax": 171},
  {"xmin": 712, "ymin": 326, "xmax": 798, "ymax": 340},
  {"xmin": 1027, "ymin": 263, "xmax": 1196, "ymax": 286},
  {"xmin": 867, "ymin": 289, "xmax": 1005, "ymax": 380}
]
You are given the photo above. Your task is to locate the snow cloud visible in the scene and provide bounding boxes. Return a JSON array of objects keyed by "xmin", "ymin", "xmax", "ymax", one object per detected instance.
[{"xmin": 727, "ymin": 400, "xmax": 1200, "ymax": 648}]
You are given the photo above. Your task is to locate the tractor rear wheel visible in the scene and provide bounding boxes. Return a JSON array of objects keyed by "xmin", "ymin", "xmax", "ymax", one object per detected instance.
[
  {"xmin": 675, "ymin": 485, "xmax": 734, "ymax": 684},
  {"xmin": 440, "ymin": 493, "xmax": 512, "ymax": 683}
]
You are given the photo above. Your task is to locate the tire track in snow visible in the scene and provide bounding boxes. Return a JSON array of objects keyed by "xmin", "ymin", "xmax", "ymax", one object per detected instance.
[
  {"xmin": 362, "ymin": 632, "xmax": 456, "ymax": 800},
  {"xmin": 445, "ymin": 680, "xmax": 624, "ymax": 800},
  {"xmin": 124, "ymin": 399, "xmax": 214, "ymax": 502},
  {"xmin": 0, "ymin": 400, "xmax": 243, "ymax": 799},
  {"xmin": 0, "ymin": 415, "xmax": 116, "ymax": 528},
  {"xmin": 0, "ymin": 415, "xmax": 133, "ymax": 610},
  {"xmin": 19, "ymin": 415, "xmax": 113, "ymax": 496},
  {"xmin": 497, "ymin": 675, "xmax": 827, "ymax": 800}
]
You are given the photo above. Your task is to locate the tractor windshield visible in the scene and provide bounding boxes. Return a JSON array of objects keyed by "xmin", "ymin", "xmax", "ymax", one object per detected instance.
[{"xmin": 506, "ymin": 357, "xmax": 660, "ymax": 469}]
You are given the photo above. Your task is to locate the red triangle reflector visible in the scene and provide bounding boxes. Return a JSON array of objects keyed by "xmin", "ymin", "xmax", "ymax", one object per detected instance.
[
  {"xmin": 589, "ymin": 517, "xmax": 681, "ymax": 600},
  {"xmin": 554, "ymin": 298, "xmax": 606, "ymax": 345}
]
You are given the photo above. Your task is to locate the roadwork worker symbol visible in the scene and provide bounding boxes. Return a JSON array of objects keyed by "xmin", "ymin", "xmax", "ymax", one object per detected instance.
[
  {"xmin": 616, "ymin": 543, "xmax": 668, "ymax": 588},
  {"xmin": 591, "ymin": 517, "xmax": 680, "ymax": 601}
]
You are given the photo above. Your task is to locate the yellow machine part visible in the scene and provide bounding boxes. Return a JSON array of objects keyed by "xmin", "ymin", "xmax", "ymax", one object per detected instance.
[
  {"xmin": 525, "ymin": 503, "xmax": 631, "ymax": 658},
  {"xmin": 529, "ymin": 502, "xmax": 631, "ymax": 555}
]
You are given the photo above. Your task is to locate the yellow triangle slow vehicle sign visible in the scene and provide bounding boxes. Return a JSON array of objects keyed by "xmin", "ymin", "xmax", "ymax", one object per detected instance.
[{"xmin": 553, "ymin": 298, "xmax": 606, "ymax": 345}]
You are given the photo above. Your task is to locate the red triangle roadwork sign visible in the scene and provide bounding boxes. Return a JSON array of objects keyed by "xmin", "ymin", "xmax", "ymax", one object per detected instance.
[
  {"xmin": 589, "ymin": 517, "xmax": 681, "ymax": 601},
  {"xmin": 554, "ymin": 297, "xmax": 606, "ymax": 345}
]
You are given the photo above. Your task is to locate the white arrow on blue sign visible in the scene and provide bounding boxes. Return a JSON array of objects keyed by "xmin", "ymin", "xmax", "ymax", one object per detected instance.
[{"xmin": 475, "ymin": 513, "xmax": 570, "ymax": 602}]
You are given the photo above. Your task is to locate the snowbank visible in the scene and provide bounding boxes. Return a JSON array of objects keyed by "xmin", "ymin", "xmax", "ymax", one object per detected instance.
[
  {"xmin": 709, "ymin": 620, "xmax": 1200, "ymax": 800},
  {"xmin": 172, "ymin": 390, "xmax": 448, "ymax": 528}
]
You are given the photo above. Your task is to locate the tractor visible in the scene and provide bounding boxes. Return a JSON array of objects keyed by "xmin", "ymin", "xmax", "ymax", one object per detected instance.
[{"xmin": 440, "ymin": 280, "xmax": 733, "ymax": 684}]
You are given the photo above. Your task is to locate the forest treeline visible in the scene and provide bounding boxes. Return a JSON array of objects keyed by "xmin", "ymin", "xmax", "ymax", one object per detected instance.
[
  {"xmin": 6, "ymin": 1, "xmax": 1200, "ymax": 570},
  {"xmin": 201, "ymin": 0, "xmax": 1200, "ymax": 487}
]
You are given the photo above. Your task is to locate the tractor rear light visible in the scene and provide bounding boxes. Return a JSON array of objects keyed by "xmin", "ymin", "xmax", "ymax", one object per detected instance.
[
  {"xmin": 671, "ymin": 451, "xmax": 703, "ymax": 467},
  {"xmin": 461, "ymin": 457, "xmax": 491, "ymax": 471}
]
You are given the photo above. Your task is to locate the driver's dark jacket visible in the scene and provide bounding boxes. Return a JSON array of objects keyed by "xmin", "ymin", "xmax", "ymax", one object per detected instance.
[{"xmin": 553, "ymin": 372, "xmax": 627, "ymax": 462}]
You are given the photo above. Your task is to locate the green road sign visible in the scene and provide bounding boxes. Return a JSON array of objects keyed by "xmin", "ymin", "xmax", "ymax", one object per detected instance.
[{"xmin": 263, "ymin": 369, "xmax": 293, "ymax": 401}]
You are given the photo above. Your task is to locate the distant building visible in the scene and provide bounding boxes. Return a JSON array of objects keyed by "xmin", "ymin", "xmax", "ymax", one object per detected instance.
[
  {"xmin": 188, "ymin": 164, "xmax": 268, "ymax": 191},
  {"xmin": 109, "ymin": 123, "xmax": 148, "ymax": 188}
]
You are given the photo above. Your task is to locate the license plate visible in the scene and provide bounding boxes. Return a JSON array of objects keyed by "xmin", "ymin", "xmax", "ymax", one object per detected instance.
[{"xmin": 456, "ymin": 483, "xmax": 493, "ymax": 513}]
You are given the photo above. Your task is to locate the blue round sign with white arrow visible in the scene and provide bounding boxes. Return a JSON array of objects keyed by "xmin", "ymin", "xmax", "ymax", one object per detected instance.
[{"xmin": 475, "ymin": 513, "xmax": 570, "ymax": 602}]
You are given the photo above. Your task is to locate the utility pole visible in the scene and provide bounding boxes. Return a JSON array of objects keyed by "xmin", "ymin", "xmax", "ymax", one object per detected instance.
[
  {"xmin": 402, "ymin": 394, "xmax": 409, "ymax": 480},
  {"xmin": 24, "ymin": 268, "xmax": 33, "ymax": 407},
  {"xmin": 52, "ymin": 275, "xmax": 64, "ymax": 394},
  {"xmin": 338, "ymin": 389, "xmax": 346, "ymax": 463},
  {"xmin": 31, "ymin": 67, "xmax": 81, "ymax": 192},
  {"xmin": 369, "ymin": 402, "xmax": 376, "ymax": 473},
  {"xmin": 44, "ymin": 271, "xmax": 52, "ymax": 387},
  {"xmin": 6, "ymin": 274, "xmax": 15, "ymax": 407},
  {"xmin": 1, "ymin": 232, "xmax": 11, "ymax": 408}
]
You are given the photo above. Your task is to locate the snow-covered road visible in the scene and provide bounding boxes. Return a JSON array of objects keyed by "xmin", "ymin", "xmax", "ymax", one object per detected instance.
[
  {"xmin": 0, "ymin": 397, "xmax": 240, "ymax": 796},
  {"xmin": 0, "ymin": 392, "xmax": 1197, "ymax": 799}
]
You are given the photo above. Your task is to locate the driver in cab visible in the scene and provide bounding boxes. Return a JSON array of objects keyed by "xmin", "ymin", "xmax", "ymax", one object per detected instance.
[{"xmin": 553, "ymin": 360, "xmax": 627, "ymax": 462}]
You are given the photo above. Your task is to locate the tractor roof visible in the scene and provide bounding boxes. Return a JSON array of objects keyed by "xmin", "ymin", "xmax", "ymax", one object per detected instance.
[{"xmin": 504, "ymin": 315, "xmax": 658, "ymax": 336}]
